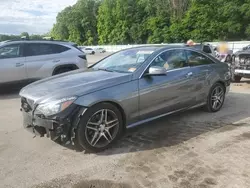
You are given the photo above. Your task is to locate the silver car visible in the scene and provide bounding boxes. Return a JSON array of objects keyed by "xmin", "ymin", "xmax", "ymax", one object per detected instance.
[
  {"xmin": 0, "ymin": 40, "xmax": 87, "ymax": 84},
  {"xmin": 20, "ymin": 46, "xmax": 231, "ymax": 152}
]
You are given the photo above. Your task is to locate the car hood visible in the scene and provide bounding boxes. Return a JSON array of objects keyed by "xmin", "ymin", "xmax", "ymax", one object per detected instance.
[
  {"xmin": 234, "ymin": 50, "xmax": 250, "ymax": 56},
  {"xmin": 19, "ymin": 69, "xmax": 131, "ymax": 104}
]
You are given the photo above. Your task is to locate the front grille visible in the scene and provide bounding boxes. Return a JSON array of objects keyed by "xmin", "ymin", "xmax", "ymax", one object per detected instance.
[
  {"xmin": 239, "ymin": 54, "xmax": 250, "ymax": 66},
  {"xmin": 21, "ymin": 97, "xmax": 33, "ymax": 112}
]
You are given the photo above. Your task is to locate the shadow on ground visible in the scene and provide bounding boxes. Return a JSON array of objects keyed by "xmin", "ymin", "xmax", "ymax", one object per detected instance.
[
  {"xmin": 60, "ymin": 92, "xmax": 250, "ymax": 155},
  {"xmin": 96, "ymin": 92, "xmax": 250, "ymax": 155},
  {"xmin": 34, "ymin": 179, "xmax": 131, "ymax": 188}
]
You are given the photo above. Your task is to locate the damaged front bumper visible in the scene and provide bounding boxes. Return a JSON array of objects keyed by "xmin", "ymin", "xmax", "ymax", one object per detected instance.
[
  {"xmin": 233, "ymin": 66, "xmax": 250, "ymax": 78},
  {"xmin": 21, "ymin": 102, "xmax": 84, "ymax": 143}
]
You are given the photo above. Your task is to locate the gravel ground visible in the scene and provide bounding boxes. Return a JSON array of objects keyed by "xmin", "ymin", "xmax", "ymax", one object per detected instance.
[{"xmin": 1, "ymin": 54, "xmax": 250, "ymax": 188}]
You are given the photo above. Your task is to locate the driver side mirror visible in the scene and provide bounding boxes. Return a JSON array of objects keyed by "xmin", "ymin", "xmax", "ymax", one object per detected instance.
[{"xmin": 145, "ymin": 66, "xmax": 167, "ymax": 76}]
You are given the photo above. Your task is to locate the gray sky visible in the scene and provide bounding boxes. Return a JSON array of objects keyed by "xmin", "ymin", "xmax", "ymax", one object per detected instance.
[{"xmin": 0, "ymin": 0, "xmax": 77, "ymax": 35}]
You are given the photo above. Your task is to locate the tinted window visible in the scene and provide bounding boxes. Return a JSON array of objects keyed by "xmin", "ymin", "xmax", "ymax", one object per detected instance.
[
  {"xmin": 54, "ymin": 44, "xmax": 70, "ymax": 53},
  {"xmin": 85, "ymin": 48, "xmax": 92, "ymax": 50},
  {"xmin": 150, "ymin": 49, "xmax": 187, "ymax": 70},
  {"xmin": 0, "ymin": 44, "xmax": 21, "ymax": 59},
  {"xmin": 203, "ymin": 45, "xmax": 212, "ymax": 53},
  {"xmin": 25, "ymin": 43, "xmax": 69, "ymax": 56},
  {"xmin": 186, "ymin": 50, "xmax": 214, "ymax": 66}
]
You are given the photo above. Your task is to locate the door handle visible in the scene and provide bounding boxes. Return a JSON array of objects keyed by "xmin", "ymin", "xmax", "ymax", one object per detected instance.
[
  {"xmin": 53, "ymin": 59, "xmax": 60, "ymax": 63},
  {"xmin": 16, "ymin": 63, "xmax": 24, "ymax": 67},
  {"xmin": 186, "ymin": 72, "xmax": 193, "ymax": 78}
]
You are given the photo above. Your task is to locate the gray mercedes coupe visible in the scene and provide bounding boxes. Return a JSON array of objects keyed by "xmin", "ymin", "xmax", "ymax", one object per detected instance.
[{"xmin": 20, "ymin": 45, "xmax": 231, "ymax": 152}]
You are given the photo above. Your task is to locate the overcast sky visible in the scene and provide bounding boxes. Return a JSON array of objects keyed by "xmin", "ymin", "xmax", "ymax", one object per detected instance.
[{"xmin": 0, "ymin": 0, "xmax": 77, "ymax": 35}]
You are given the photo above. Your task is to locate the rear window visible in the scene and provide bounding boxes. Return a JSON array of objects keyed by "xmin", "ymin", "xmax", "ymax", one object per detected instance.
[
  {"xmin": 71, "ymin": 44, "xmax": 83, "ymax": 52},
  {"xmin": 25, "ymin": 43, "xmax": 70, "ymax": 56}
]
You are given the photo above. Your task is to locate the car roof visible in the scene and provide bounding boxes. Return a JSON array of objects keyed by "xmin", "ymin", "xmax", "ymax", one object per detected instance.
[
  {"xmin": 0, "ymin": 40, "xmax": 76, "ymax": 46},
  {"xmin": 119, "ymin": 44, "xmax": 203, "ymax": 53}
]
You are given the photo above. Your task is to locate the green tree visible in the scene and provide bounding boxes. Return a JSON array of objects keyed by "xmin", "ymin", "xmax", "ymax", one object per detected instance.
[
  {"xmin": 21, "ymin": 32, "xmax": 30, "ymax": 39},
  {"xmin": 51, "ymin": 0, "xmax": 250, "ymax": 44},
  {"xmin": 51, "ymin": 0, "xmax": 100, "ymax": 45}
]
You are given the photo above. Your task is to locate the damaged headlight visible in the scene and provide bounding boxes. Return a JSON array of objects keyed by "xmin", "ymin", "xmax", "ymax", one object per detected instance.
[{"xmin": 35, "ymin": 96, "xmax": 77, "ymax": 116}]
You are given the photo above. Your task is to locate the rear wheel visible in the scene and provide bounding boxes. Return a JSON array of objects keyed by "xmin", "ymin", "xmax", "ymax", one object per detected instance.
[
  {"xmin": 204, "ymin": 83, "xmax": 225, "ymax": 112},
  {"xmin": 75, "ymin": 103, "xmax": 123, "ymax": 153}
]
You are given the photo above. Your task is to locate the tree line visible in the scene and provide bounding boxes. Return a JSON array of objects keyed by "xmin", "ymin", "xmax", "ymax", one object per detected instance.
[
  {"xmin": 0, "ymin": 32, "xmax": 46, "ymax": 42},
  {"xmin": 51, "ymin": 0, "xmax": 250, "ymax": 45},
  {"xmin": 2, "ymin": 0, "xmax": 250, "ymax": 45}
]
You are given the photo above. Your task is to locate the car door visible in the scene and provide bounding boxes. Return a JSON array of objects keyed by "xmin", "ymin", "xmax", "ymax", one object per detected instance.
[
  {"xmin": 139, "ymin": 49, "xmax": 196, "ymax": 120},
  {"xmin": 0, "ymin": 43, "xmax": 26, "ymax": 83},
  {"xmin": 185, "ymin": 49, "xmax": 215, "ymax": 104},
  {"xmin": 24, "ymin": 43, "xmax": 61, "ymax": 80}
]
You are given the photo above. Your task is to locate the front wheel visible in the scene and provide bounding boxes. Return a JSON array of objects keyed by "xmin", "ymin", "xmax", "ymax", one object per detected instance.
[
  {"xmin": 75, "ymin": 103, "xmax": 123, "ymax": 153},
  {"xmin": 204, "ymin": 83, "xmax": 225, "ymax": 112}
]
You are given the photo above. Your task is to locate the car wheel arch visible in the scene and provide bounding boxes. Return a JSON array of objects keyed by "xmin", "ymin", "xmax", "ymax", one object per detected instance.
[
  {"xmin": 87, "ymin": 101, "xmax": 127, "ymax": 129},
  {"xmin": 213, "ymin": 80, "xmax": 226, "ymax": 92},
  {"xmin": 52, "ymin": 64, "xmax": 79, "ymax": 75}
]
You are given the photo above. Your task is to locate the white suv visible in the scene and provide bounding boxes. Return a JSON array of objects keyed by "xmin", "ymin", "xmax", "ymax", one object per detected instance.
[{"xmin": 0, "ymin": 40, "xmax": 88, "ymax": 84}]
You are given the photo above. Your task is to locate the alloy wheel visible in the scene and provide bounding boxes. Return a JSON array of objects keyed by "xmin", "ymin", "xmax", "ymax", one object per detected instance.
[
  {"xmin": 211, "ymin": 85, "xmax": 224, "ymax": 110},
  {"xmin": 85, "ymin": 109, "xmax": 119, "ymax": 148}
]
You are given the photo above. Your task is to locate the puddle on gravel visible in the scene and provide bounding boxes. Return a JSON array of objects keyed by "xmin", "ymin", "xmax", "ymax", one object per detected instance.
[{"xmin": 72, "ymin": 180, "xmax": 131, "ymax": 188}]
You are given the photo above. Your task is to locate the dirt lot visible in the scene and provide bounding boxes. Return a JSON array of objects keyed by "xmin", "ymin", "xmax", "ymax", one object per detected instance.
[{"xmin": 1, "ymin": 54, "xmax": 250, "ymax": 188}]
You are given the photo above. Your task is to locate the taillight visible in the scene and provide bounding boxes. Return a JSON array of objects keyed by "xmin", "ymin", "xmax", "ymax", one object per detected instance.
[{"xmin": 78, "ymin": 55, "xmax": 87, "ymax": 60}]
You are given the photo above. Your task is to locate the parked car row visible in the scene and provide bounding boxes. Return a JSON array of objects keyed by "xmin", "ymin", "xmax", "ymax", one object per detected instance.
[{"xmin": 79, "ymin": 46, "xmax": 106, "ymax": 55}]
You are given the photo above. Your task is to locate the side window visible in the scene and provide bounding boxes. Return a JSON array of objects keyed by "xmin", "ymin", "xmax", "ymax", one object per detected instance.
[
  {"xmin": 203, "ymin": 45, "xmax": 212, "ymax": 54},
  {"xmin": 26, "ymin": 43, "xmax": 54, "ymax": 56},
  {"xmin": 52, "ymin": 44, "xmax": 70, "ymax": 53},
  {"xmin": 186, "ymin": 50, "xmax": 214, "ymax": 67},
  {"xmin": 0, "ymin": 44, "xmax": 21, "ymax": 59},
  {"xmin": 150, "ymin": 49, "xmax": 187, "ymax": 70}
]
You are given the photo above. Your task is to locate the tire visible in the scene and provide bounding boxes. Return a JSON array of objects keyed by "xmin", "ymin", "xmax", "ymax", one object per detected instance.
[
  {"xmin": 91, "ymin": 51, "xmax": 95, "ymax": 55},
  {"xmin": 54, "ymin": 68, "xmax": 72, "ymax": 75},
  {"xmin": 75, "ymin": 103, "xmax": 124, "ymax": 153},
  {"xmin": 231, "ymin": 74, "xmax": 242, "ymax": 83},
  {"xmin": 204, "ymin": 83, "xmax": 225, "ymax": 112}
]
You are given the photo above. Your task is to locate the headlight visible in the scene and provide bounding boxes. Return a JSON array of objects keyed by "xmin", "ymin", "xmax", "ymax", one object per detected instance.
[{"xmin": 35, "ymin": 97, "xmax": 77, "ymax": 116}]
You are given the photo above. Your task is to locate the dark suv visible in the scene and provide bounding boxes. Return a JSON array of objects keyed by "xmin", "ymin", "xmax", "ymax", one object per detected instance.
[{"xmin": 231, "ymin": 49, "xmax": 250, "ymax": 82}]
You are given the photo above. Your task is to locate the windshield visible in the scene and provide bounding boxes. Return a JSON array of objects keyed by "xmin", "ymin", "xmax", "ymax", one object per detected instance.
[{"xmin": 93, "ymin": 48, "xmax": 156, "ymax": 73}]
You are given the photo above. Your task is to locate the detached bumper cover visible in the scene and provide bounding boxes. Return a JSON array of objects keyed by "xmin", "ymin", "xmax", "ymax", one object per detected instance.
[
  {"xmin": 22, "ymin": 111, "xmax": 56, "ymax": 138},
  {"xmin": 21, "ymin": 103, "xmax": 82, "ymax": 142}
]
